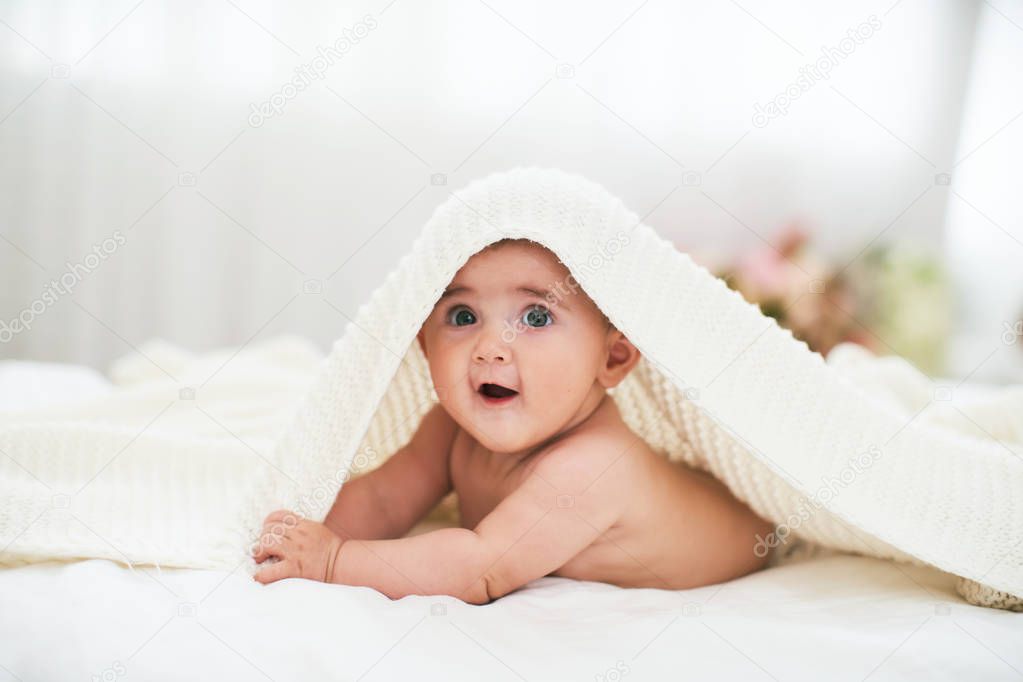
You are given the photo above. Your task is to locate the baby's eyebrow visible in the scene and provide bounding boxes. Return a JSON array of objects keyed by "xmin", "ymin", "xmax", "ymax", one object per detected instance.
[
  {"xmin": 516, "ymin": 286, "xmax": 551, "ymax": 299},
  {"xmin": 438, "ymin": 285, "xmax": 472, "ymax": 299},
  {"xmin": 439, "ymin": 284, "xmax": 573, "ymax": 310}
]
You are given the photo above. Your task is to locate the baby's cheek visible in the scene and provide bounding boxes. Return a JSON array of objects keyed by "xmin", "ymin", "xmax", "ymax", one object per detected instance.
[{"xmin": 431, "ymin": 354, "xmax": 463, "ymax": 390}]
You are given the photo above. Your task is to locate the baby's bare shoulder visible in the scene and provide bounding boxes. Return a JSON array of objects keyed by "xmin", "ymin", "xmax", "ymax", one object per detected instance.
[{"xmin": 529, "ymin": 420, "xmax": 643, "ymax": 495}]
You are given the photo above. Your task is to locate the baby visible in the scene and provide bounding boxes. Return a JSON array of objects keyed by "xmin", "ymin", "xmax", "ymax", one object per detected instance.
[{"xmin": 252, "ymin": 238, "xmax": 773, "ymax": 602}]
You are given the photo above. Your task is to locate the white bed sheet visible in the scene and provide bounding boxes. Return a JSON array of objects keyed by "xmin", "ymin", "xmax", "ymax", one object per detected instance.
[
  {"xmin": 2, "ymin": 553, "xmax": 1021, "ymax": 681},
  {"xmin": 1, "ymin": 361, "xmax": 1021, "ymax": 681}
]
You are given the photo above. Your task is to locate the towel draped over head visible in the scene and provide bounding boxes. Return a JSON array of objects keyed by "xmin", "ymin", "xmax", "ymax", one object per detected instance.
[{"xmin": 2, "ymin": 167, "xmax": 1021, "ymax": 610}]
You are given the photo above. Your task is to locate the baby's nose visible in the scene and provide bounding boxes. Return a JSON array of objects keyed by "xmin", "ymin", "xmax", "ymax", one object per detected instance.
[
  {"xmin": 474, "ymin": 346, "xmax": 507, "ymax": 363},
  {"xmin": 473, "ymin": 327, "xmax": 510, "ymax": 363}
]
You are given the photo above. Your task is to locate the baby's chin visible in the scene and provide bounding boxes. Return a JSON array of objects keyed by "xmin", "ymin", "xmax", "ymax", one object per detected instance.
[
  {"xmin": 438, "ymin": 392, "xmax": 564, "ymax": 455},
  {"xmin": 462, "ymin": 420, "xmax": 556, "ymax": 457}
]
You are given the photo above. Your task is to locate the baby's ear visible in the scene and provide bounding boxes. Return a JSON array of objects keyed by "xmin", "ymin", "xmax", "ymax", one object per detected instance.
[
  {"xmin": 416, "ymin": 329, "xmax": 427, "ymax": 358},
  {"xmin": 599, "ymin": 329, "xmax": 641, "ymax": 389}
]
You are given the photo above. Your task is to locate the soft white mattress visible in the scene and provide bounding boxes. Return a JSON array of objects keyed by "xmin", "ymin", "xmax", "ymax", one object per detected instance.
[{"xmin": 1, "ymin": 361, "xmax": 1021, "ymax": 681}]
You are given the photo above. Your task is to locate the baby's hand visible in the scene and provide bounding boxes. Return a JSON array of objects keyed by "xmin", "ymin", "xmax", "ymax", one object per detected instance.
[{"xmin": 252, "ymin": 509, "xmax": 344, "ymax": 585}]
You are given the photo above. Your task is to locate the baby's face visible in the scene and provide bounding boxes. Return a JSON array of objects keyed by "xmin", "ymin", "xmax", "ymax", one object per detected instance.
[{"xmin": 417, "ymin": 240, "xmax": 617, "ymax": 455}]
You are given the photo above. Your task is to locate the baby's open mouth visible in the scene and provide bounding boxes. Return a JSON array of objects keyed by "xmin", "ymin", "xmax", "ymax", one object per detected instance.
[{"xmin": 478, "ymin": 383, "xmax": 519, "ymax": 401}]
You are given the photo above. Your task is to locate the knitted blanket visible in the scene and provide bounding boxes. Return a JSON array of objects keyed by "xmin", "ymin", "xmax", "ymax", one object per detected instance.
[{"xmin": 2, "ymin": 168, "xmax": 1021, "ymax": 611}]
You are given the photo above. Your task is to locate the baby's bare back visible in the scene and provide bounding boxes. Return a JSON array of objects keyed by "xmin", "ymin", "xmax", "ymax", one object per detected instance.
[{"xmin": 450, "ymin": 397, "xmax": 773, "ymax": 590}]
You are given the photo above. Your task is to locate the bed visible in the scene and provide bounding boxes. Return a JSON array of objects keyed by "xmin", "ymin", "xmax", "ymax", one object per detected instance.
[{"xmin": 1, "ymin": 360, "xmax": 1021, "ymax": 681}]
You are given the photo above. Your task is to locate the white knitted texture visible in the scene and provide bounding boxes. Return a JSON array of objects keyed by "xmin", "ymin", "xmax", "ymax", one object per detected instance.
[{"xmin": 1, "ymin": 168, "xmax": 1020, "ymax": 611}]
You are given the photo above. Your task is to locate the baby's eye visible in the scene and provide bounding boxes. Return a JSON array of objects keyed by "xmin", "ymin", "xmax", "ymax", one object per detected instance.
[
  {"xmin": 522, "ymin": 304, "xmax": 553, "ymax": 328},
  {"xmin": 447, "ymin": 305, "xmax": 476, "ymax": 327}
]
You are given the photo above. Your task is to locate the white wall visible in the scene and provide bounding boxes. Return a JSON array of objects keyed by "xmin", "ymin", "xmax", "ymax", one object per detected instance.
[
  {"xmin": 0, "ymin": 0, "xmax": 984, "ymax": 370},
  {"xmin": 943, "ymin": 0, "xmax": 1023, "ymax": 382}
]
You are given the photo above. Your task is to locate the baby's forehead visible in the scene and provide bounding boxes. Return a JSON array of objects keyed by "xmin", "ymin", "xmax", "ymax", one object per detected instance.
[
  {"xmin": 456, "ymin": 239, "xmax": 608, "ymax": 321},
  {"xmin": 453, "ymin": 242, "xmax": 577, "ymax": 300},
  {"xmin": 468, "ymin": 238, "xmax": 567, "ymax": 273}
]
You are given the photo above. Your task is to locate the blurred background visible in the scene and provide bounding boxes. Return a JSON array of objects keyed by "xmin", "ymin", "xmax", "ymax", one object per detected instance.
[{"xmin": 1, "ymin": 0, "xmax": 1021, "ymax": 382}]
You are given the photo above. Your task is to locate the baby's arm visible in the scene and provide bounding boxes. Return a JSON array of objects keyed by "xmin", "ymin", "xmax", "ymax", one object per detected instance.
[
  {"xmin": 323, "ymin": 403, "xmax": 457, "ymax": 541},
  {"xmin": 327, "ymin": 439, "xmax": 626, "ymax": 604},
  {"xmin": 252, "ymin": 404, "xmax": 458, "ymax": 585}
]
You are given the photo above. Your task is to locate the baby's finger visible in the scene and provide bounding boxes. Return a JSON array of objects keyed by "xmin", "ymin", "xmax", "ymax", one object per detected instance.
[
  {"xmin": 263, "ymin": 509, "xmax": 299, "ymax": 525},
  {"xmin": 258, "ymin": 522, "xmax": 292, "ymax": 543},
  {"xmin": 251, "ymin": 541, "xmax": 279, "ymax": 563},
  {"xmin": 252, "ymin": 530, "xmax": 291, "ymax": 561},
  {"xmin": 253, "ymin": 559, "xmax": 295, "ymax": 585}
]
